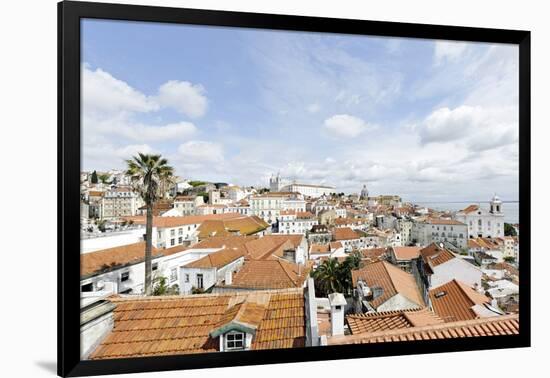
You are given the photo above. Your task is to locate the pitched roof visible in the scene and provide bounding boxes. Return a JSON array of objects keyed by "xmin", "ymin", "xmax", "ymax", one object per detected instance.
[
  {"xmin": 222, "ymin": 259, "xmax": 311, "ymax": 289},
  {"xmin": 197, "ymin": 216, "xmax": 269, "ymax": 238},
  {"xmin": 81, "ymin": 242, "xmax": 187, "ymax": 277},
  {"xmin": 460, "ymin": 204, "xmax": 480, "ymax": 214},
  {"xmin": 328, "ymin": 314, "xmax": 519, "ymax": 345},
  {"xmin": 123, "ymin": 213, "xmax": 242, "ymax": 228},
  {"xmin": 358, "ymin": 248, "xmax": 388, "ymax": 262},
  {"xmin": 351, "ymin": 261, "xmax": 424, "ymax": 309},
  {"xmin": 184, "ymin": 247, "xmax": 245, "ymax": 269},
  {"xmin": 391, "ymin": 246, "xmax": 422, "ymax": 261},
  {"xmin": 429, "ymin": 279, "xmax": 492, "ymax": 323},
  {"xmin": 191, "ymin": 235, "xmax": 257, "ymax": 250},
  {"xmin": 420, "ymin": 243, "xmax": 456, "ymax": 271},
  {"xmin": 333, "ymin": 227, "xmax": 361, "ymax": 241},
  {"xmin": 310, "ymin": 244, "xmax": 330, "ymax": 254},
  {"xmin": 89, "ymin": 289, "xmax": 306, "ymax": 359},
  {"xmin": 424, "ymin": 218, "xmax": 466, "ymax": 226},
  {"xmin": 347, "ymin": 309, "xmax": 444, "ymax": 334}
]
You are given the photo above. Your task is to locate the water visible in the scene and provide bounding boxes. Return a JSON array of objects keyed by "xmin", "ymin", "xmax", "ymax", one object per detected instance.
[{"xmin": 414, "ymin": 201, "xmax": 519, "ymax": 224}]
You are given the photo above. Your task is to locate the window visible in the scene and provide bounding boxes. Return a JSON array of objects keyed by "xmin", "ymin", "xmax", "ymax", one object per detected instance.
[
  {"xmin": 152, "ymin": 263, "xmax": 158, "ymax": 271},
  {"xmin": 121, "ymin": 272, "xmax": 130, "ymax": 282},
  {"xmin": 170, "ymin": 268, "xmax": 177, "ymax": 283},
  {"xmin": 185, "ymin": 274, "xmax": 190, "ymax": 283},
  {"xmin": 81, "ymin": 282, "xmax": 93, "ymax": 292},
  {"xmin": 478, "ymin": 219, "xmax": 482, "ymax": 227},
  {"xmin": 170, "ymin": 229, "xmax": 175, "ymax": 237},
  {"xmin": 197, "ymin": 274, "xmax": 204, "ymax": 289},
  {"xmin": 178, "ymin": 236, "xmax": 183, "ymax": 244},
  {"xmin": 171, "ymin": 238, "xmax": 175, "ymax": 246},
  {"xmin": 178, "ymin": 228, "xmax": 183, "ymax": 235},
  {"xmin": 225, "ymin": 332, "xmax": 245, "ymax": 351}
]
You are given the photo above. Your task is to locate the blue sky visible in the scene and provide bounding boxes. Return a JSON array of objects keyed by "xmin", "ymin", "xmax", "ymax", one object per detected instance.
[{"xmin": 81, "ymin": 19, "xmax": 519, "ymax": 202}]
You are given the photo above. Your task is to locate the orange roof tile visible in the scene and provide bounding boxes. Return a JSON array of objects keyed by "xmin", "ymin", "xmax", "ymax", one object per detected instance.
[
  {"xmin": 310, "ymin": 244, "xmax": 330, "ymax": 255},
  {"xmin": 351, "ymin": 261, "xmax": 424, "ymax": 309},
  {"xmin": 391, "ymin": 246, "xmax": 422, "ymax": 261},
  {"xmin": 420, "ymin": 243, "xmax": 456, "ymax": 270},
  {"xmin": 429, "ymin": 279, "xmax": 491, "ymax": 322},
  {"xmin": 333, "ymin": 227, "xmax": 361, "ymax": 241},
  {"xmin": 460, "ymin": 205, "xmax": 480, "ymax": 214},
  {"xmin": 359, "ymin": 248, "xmax": 388, "ymax": 262},
  {"xmin": 328, "ymin": 314, "xmax": 519, "ymax": 345},
  {"xmin": 425, "ymin": 218, "xmax": 466, "ymax": 226},
  {"xmin": 81, "ymin": 242, "xmax": 187, "ymax": 277},
  {"xmin": 184, "ymin": 247, "xmax": 245, "ymax": 269},
  {"xmin": 89, "ymin": 289, "xmax": 306, "ymax": 359},
  {"xmin": 222, "ymin": 260, "xmax": 311, "ymax": 289},
  {"xmin": 347, "ymin": 309, "xmax": 444, "ymax": 334}
]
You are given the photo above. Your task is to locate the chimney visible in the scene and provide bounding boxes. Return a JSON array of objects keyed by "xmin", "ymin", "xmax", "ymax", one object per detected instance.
[
  {"xmin": 225, "ymin": 269, "xmax": 233, "ymax": 285},
  {"xmin": 328, "ymin": 292, "xmax": 346, "ymax": 336}
]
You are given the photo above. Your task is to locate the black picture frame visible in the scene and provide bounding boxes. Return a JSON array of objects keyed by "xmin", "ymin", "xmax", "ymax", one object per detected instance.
[{"xmin": 58, "ymin": 1, "xmax": 531, "ymax": 376}]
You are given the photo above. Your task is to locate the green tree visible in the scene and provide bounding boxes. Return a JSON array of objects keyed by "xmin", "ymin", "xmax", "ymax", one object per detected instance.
[
  {"xmin": 98, "ymin": 173, "xmax": 111, "ymax": 184},
  {"xmin": 126, "ymin": 153, "xmax": 174, "ymax": 295},
  {"xmin": 337, "ymin": 251, "xmax": 363, "ymax": 295},
  {"xmin": 504, "ymin": 223, "xmax": 517, "ymax": 237},
  {"xmin": 91, "ymin": 170, "xmax": 98, "ymax": 184},
  {"xmin": 153, "ymin": 276, "xmax": 180, "ymax": 296},
  {"xmin": 311, "ymin": 258, "xmax": 344, "ymax": 296}
]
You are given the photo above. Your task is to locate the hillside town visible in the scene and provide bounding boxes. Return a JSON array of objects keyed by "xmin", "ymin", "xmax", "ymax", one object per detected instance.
[{"xmin": 79, "ymin": 166, "xmax": 520, "ymax": 359}]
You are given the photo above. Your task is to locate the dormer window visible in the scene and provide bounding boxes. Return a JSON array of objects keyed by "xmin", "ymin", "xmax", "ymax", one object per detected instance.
[{"xmin": 225, "ymin": 331, "xmax": 245, "ymax": 351}]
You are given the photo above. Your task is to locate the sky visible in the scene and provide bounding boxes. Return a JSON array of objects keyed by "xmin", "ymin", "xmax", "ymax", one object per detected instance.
[{"xmin": 81, "ymin": 19, "xmax": 519, "ymax": 202}]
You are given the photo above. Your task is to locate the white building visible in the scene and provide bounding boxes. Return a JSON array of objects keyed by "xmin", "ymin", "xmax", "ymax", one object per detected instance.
[
  {"xmin": 173, "ymin": 195, "xmax": 205, "ymax": 216},
  {"xmin": 277, "ymin": 210, "xmax": 318, "ymax": 235},
  {"xmin": 418, "ymin": 244, "xmax": 482, "ymax": 292},
  {"xmin": 250, "ymin": 192, "xmax": 304, "ymax": 225},
  {"xmin": 80, "ymin": 242, "xmax": 194, "ymax": 296},
  {"xmin": 455, "ymin": 195, "xmax": 505, "ymax": 238},
  {"xmin": 269, "ymin": 173, "xmax": 334, "ymax": 198},
  {"xmin": 100, "ymin": 187, "xmax": 143, "ymax": 219},
  {"xmin": 412, "ymin": 218, "xmax": 468, "ymax": 249}
]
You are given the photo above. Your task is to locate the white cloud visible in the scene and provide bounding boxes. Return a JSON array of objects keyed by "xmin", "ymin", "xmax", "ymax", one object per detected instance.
[
  {"xmin": 177, "ymin": 141, "xmax": 224, "ymax": 163},
  {"xmin": 323, "ymin": 114, "xmax": 377, "ymax": 138},
  {"xmin": 417, "ymin": 105, "xmax": 518, "ymax": 151},
  {"xmin": 82, "ymin": 64, "xmax": 158, "ymax": 117},
  {"xmin": 156, "ymin": 80, "xmax": 208, "ymax": 119},
  {"xmin": 434, "ymin": 41, "xmax": 469, "ymax": 65}
]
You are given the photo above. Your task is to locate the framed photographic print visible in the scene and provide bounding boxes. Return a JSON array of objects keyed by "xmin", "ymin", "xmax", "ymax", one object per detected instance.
[{"xmin": 58, "ymin": 1, "xmax": 530, "ymax": 376}]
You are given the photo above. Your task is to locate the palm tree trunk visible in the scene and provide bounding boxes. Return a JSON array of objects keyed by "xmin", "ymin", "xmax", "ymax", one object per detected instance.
[{"xmin": 144, "ymin": 203, "xmax": 153, "ymax": 295}]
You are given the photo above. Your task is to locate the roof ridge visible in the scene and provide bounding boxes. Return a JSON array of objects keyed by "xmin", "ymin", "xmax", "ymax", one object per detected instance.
[
  {"xmin": 337, "ymin": 314, "xmax": 518, "ymax": 343},
  {"xmin": 277, "ymin": 259, "xmax": 299, "ymax": 285}
]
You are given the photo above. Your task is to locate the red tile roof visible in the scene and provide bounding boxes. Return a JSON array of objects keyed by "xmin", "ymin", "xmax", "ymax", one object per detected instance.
[
  {"xmin": 391, "ymin": 246, "xmax": 422, "ymax": 261},
  {"xmin": 429, "ymin": 279, "xmax": 492, "ymax": 322},
  {"xmin": 351, "ymin": 261, "xmax": 424, "ymax": 309},
  {"xmin": 222, "ymin": 259, "xmax": 311, "ymax": 289},
  {"xmin": 347, "ymin": 309, "xmax": 444, "ymax": 334},
  {"xmin": 89, "ymin": 289, "xmax": 306, "ymax": 359},
  {"xmin": 81, "ymin": 242, "xmax": 187, "ymax": 277},
  {"xmin": 333, "ymin": 227, "xmax": 361, "ymax": 241},
  {"xmin": 420, "ymin": 243, "xmax": 456, "ymax": 271},
  {"xmin": 328, "ymin": 314, "xmax": 519, "ymax": 345}
]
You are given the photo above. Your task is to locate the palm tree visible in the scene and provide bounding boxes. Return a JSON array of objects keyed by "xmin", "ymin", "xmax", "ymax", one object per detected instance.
[
  {"xmin": 311, "ymin": 258, "xmax": 343, "ymax": 296},
  {"xmin": 126, "ymin": 153, "xmax": 174, "ymax": 295}
]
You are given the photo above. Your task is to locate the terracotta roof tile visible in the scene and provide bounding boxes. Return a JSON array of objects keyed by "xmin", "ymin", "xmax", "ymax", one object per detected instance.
[
  {"xmin": 429, "ymin": 279, "xmax": 492, "ymax": 322},
  {"xmin": 424, "ymin": 218, "xmax": 466, "ymax": 226},
  {"xmin": 184, "ymin": 247, "xmax": 245, "ymax": 269},
  {"xmin": 81, "ymin": 242, "xmax": 187, "ymax": 277},
  {"xmin": 351, "ymin": 261, "xmax": 424, "ymax": 309},
  {"xmin": 392, "ymin": 246, "xmax": 422, "ymax": 261},
  {"xmin": 89, "ymin": 289, "xmax": 305, "ymax": 359},
  {"xmin": 328, "ymin": 314, "xmax": 519, "ymax": 345},
  {"xmin": 222, "ymin": 260, "xmax": 311, "ymax": 290},
  {"xmin": 310, "ymin": 244, "xmax": 330, "ymax": 254},
  {"xmin": 333, "ymin": 227, "xmax": 361, "ymax": 241},
  {"xmin": 347, "ymin": 309, "xmax": 444, "ymax": 334},
  {"xmin": 420, "ymin": 243, "xmax": 456, "ymax": 270}
]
